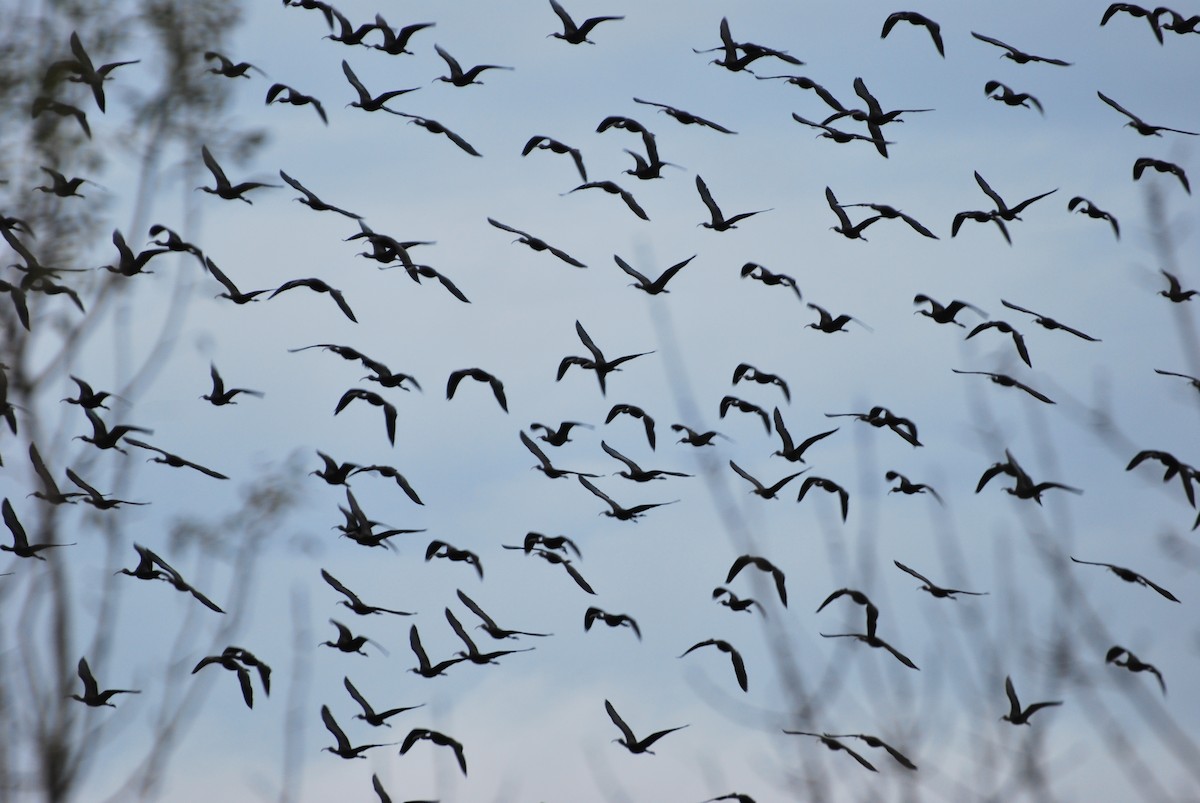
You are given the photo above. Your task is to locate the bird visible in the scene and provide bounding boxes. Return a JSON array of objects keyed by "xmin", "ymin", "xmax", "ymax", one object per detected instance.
[
  {"xmin": 521, "ymin": 431, "xmax": 599, "ymax": 480},
  {"xmin": 840, "ymin": 201, "xmax": 938, "ymax": 238},
  {"xmin": 984, "ymin": 81, "xmax": 1043, "ymax": 114},
  {"xmin": 1159, "ymin": 270, "xmax": 1197, "ymax": 302},
  {"xmin": 632, "ymin": 98, "xmax": 735, "ymax": 133},
  {"xmin": 559, "ymin": 320, "xmax": 653, "ymax": 396},
  {"xmin": 604, "ymin": 700, "xmax": 687, "ymax": 754},
  {"xmin": 602, "ymin": 441, "xmax": 691, "ymax": 482},
  {"xmin": 825, "ymin": 187, "xmax": 883, "ymax": 240},
  {"xmin": 773, "ymin": 411, "xmax": 837, "ymax": 463},
  {"xmin": 712, "ymin": 587, "xmax": 762, "ymax": 615},
  {"xmin": 881, "ymin": 11, "xmax": 944, "ymax": 56},
  {"xmin": 966, "ymin": 320, "xmax": 1033, "ymax": 367},
  {"xmin": 445, "ymin": 608, "xmax": 533, "ymax": 665},
  {"xmin": 193, "ymin": 647, "xmax": 270, "ymax": 709},
  {"xmin": 739, "ymin": 262, "xmax": 802, "ymax": 300},
  {"xmin": 726, "ymin": 554, "xmax": 788, "ymax": 607},
  {"xmin": 279, "ymin": 170, "xmax": 361, "ymax": 218},
  {"xmin": 204, "ymin": 257, "xmax": 270, "ymax": 304},
  {"xmin": 507, "ymin": 531, "xmax": 581, "ymax": 558},
  {"xmin": 400, "ymin": 728, "xmax": 468, "ymax": 776},
  {"xmin": 265, "ymin": 83, "xmax": 327, "ymax": 123},
  {"xmin": 894, "ymin": 560, "xmax": 987, "ymax": 599},
  {"xmin": 913, "ymin": 295, "xmax": 986, "ymax": 327},
  {"xmin": 821, "ymin": 77, "xmax": 931, "ymax": 158},
  {"xmin": 321, "ymin": 619, "xmax": 374, "ymax": 656},
  {"xmin": 456, "ymin": 589, "xmax": 551, "ymax": 639},
  {"xmin": 781, "ymin": 731, "xmax": 878, "ymax": 772},
  {"xmin": 1067, "ymin": 196, "xmax": 1120, "ymax": 239},
  {"xmin": 671, "ymin": 424, "xmax": 728, "ymax": 447},
  {"xmin": 75, "ymin": 407, "xmax": 153, "ymax": 453},
  {"xmin": 62, "ymin": 376, "xmax": 116, "ymax": 411},
  {"xmin": 547, "ymin": 0, "xmax": 623, "ymax": 44},
  {"xmin": 2, "ymin": 498, "xmax": 74, "ymax": 560},
  {"xmin": 807, "ymin": 302, "xmax": 871, "ymax": 333},
  {"xmin": 321, "ymin": 705, "xmax": 393, "ymax": 759},
  {"xmin": 819, "ymin": 632, "xmax": 919, "ymax": 670},
  {"xmin": 797, "ymin": 476, "xmax": 850, "ymax": 521},
  {"xmin": 1000, "ymin": 299, "xmax": 1099, "ymax": 341},
  {"xmin": 408, "ymin": 625, "xmax": 466, "ymax": 678},
  {"xmin": 1101, "ymin": 3, "xmax": 1170, "ymax": 42},
  {"xmin": 696, "ymin": 175, "xmax": 770, "ymax": 231},
  {"xmin": 30, "ymin": 96, "xmax": 91, "ymax": 138},
  {"xmin": 679, "ymin": 639, "xmax": 748, "ymax": 692},
  {"xmin": 530, "ymin": 420, "xmax": 592, "ymax": 446},
  {"xmin": 1002, "ymin": 676, "xmax": 1062, "ymax": 725},
  {"xmin": 816, "ymin": 588, "xmax": 880, "ymax": 638},
  {"xmin": 525, "ymin": 546, "xmax": 596, "ymax": 594},
  {"xmin": 971, "ymin": 32, "xmax": 1072, "ymax": 65},
  {"xmin": 138, "ymin": 547, "xmax": 224, "ymax": 613},
  {"xmin": 1133, "ymin": 158, "xmax": 1190, "ymax": 194},
  {"xmin": 349, "ymin": 465, "xmax": 423, "ymax": 505},
  {"xmin": 729, "ymin": 460, "xmax": 808, "ymax": 499},
  {"xmin": 321, "ymin": 569, "xmax": 414, "ymax": 616},
  {"xmin": 101, "ymin": 229, "xmax": 167, "ymax": 276},
  {"xmin": 27, "ymin": 443, "xmax": 82, "ymax": 505},
  {"xmin": 44, "ymin": 31, "xmax": 138, "ymax": 112},
  {"xmin": 792, "ymin": 113, "xmax": 896, "ymax": 149},
  {"xmin": 756, "ymin": 74, "xmax": 846, "ymax": 112},
  {"xmin": 578, "ymin": 476, "xmax": 675, "ymax": 521},
  {"xmin": 394, "ymin": 112, "xmax": 481, "ymax": 156},
  {"xmin": 1125, "ymin": 449, "xmax": 1196, "ymax": 507},
  {"xmin": 371, "ymin": 19, "xmax": 436, "ymax": 55},
  {"xmin": 951, "ymin": 209, "xmax": 1011, "ymax": 244},
  {"xmin": 522, "ymin": 135, "xmax": 587, "ymax": 181},
  {"xmin": 124, "ymin": 438, "xmax": 228, "ymax": 479},
  {"xmin": 69, "ymin": 657, "xmax": 139, "ymax": 707},
  {"xmin": 698, "ymin": 18, "xmax": 804, "ymax": 72},
  {"xmin": 973, "ymin": 171, "xmax": 1057, "ymax": 222},
  {"xmin": 976, "ymin": 451, "xmax": 1082, "ymax": 504},
  {"xmin": 719, "ymin": 396, "xmax": 771, "ymax": 434},
  {"xmin": 334, "ymin": 389, "xmax": 397, "ymax": 445},
  {"xmin": 1105, "ymin": 646, "xmax": 1166, "ymax": 695},
  {"xmin": 952, "ymin": 369, "xmax": 1056, "ymax": 404},
  {"xmin": 821, "ymin": 733, "xmax": 918, "ymax": 770},
  {"xmin": 446, "ymin": 368, "xmax": 508, "ymax": 412},
  {"xmin": 33, "ymin": 166, "xmax": 91, "ymax": 198},
  {"xmin": 1070, "ymin": 557, "xmax": 1179, "ymax": 602},
  {"xmin": 732, "ymin": 364, "xmax": 789, "ymax": 402},
  {"xmin": 885, "ymin": 471, "xmax": 944, "ymax": 504},
  {"xmin": 605, "ymin": 403, "xmax": 656, "ymax": 449},
  {"xmin": 198, "ymin": 145, "xmax": 279, "ymax": 204},
  {"xmin": 487, "ymin": 218, "xmax": 586, "ymax": 267},
  {"xmin": 1155, "ymin": 368, "xmax": 1200, "ymax": 392},
  {"xmin": 322, "ymin": 8, "xmax": 381, "ymax": 46},
  {"xmin": 565, "ymin": 181, "xmax": 649, "ymax": 220},
  {"xmin": 425, "ymin": 540, "xmax": 484, "ymax": 579},
  {"xmin": 825, "ymin": 406, "xmax": 921, "ymax": 447},
  {"xmin": 202, "ymin": 363, "xmax": 263, "ymax": 406},
  {"xmin": 65, "ymin": 468, "xmax": 147, "ymax": 510},
  {"xmin": 1097, "ymin": 91, "xmax": 1197, "ymax": 136},
  {"xmin": 204, "ymin": 51, "xmax": 264, "ymax": 78},
  {"xmin": 341, "ymin": 60, "xmax": 419, "ymax": 113},
  {"xmin": 270, "ymin": 278, "xmax": 357, "ymax": 322},
  {"xmin": 344, "ymin": 676, "xmax": 423, "ymax": 726},
  {"xmin": 433, "ymin": 44, "xmax": 512, "ymax": 87}
]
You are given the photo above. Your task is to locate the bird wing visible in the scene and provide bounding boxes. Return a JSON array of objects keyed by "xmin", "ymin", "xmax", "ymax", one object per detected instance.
[
  {"xmin": 824, "ymin": 187, "xmax": 853, "ymax": 229},
  {"xmin": 200, "ymin": 145, "xmax": 229, "ymax": 188},
  {"xmin": 321, "ymin": 705, "xmax": 350, "ymax": 750},
  {"xmin": 973, "ymin": 171, "xmax": 1007, "ymax": 213},
  {"xmin": 3, "ymin": 498, "xmax": 29, "ymax": 548},
  {"xmin": 486, "ymin": 217, "xmax": 527, "ymax": 237},
  {"xmin": 604, "ymin": 699, "xmax": 637, "ymax": 744},
  {"xmin": 695, "ymin": 175, "xmax": 723, "ymax": 222},
  {"xmin": 728, "ymin": 460, "xmax": 766, "ymax": 493},
  {"xmin": 563, "ymin": 561, "xmax": 596, "ymax": 594},
  {"xmin": 456, "ymin": 589, "xmax": 500, "ymax": 630}
]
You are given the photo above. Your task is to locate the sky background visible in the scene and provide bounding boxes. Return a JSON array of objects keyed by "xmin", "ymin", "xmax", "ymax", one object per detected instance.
[{"xmin": 3, "ymin": 0, "xmax": 1200, "ymax": 801}]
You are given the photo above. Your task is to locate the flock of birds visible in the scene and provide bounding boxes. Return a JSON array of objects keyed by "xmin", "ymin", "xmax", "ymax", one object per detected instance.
[{"xmin": 2, "ymin": 0, "xmax": 1198, "ymax": 800}]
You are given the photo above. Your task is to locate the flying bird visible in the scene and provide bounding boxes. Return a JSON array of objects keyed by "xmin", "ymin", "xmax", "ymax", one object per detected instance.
[
  {"xmin": 44, "ymin": 31, "xmax": 138, "ymax": 112},
  {"xmin": 531, "ymin": 421, "xmax": 593, "ymax": 447},
  {"xmin": 726, "ymin": 554, "xmax": 787, "ymax": 607},
  {"xmin": 521, "ymin": 431, "xmax": 599, "ymax": 480},
  {"xmin": 198, "ymin": 145, "xmax": 279, "ymax": 203},
  {"xmin": 679, "ymin": 639, "xmax": 748, "ymax": 691},
  {"xmin": 565, "ymin": 180, "xmax": 648, "ymax": 220},
  {"xmin": 971, "ymin": 32, "xmax": 1072, "ymax": 65},
  {"xmin": 548, "ymin": 0, "xmax": 624, "ymax": 44},
  {"xmin": 633, "ymin": 97, "xmax": 735, "ymax": 133},
  {"xmin": 884, "ymin": 471, "xmax": 944, "ymax": 504},
  {"xmin": 1159, "ymin": 270, "xmax": 1197, "ymax": 302},
  {"xmin": 3, "ymin": 498, "xmax": 74, "ymax": 559},
  {"xmin": 984, "ymin": 81, "xmax": 1043, "ymax": 114},
  {"xmin": 584, "ymin": 607, "xmax": 641, "ymax": 640},
  {"xmin": 31, "ymin": 96, "xmax": 91, "ymax": 138},
  {"xmin": 125, "ymin": 439, "xmax": 228, "ymax": 479},
  {"xmin": 408, "ymin": 625, "xmax": 466, "ymax": 678},
  {"xmin": 825, "ymin": 186, "xmax": 883, "ymax": 240},
  {"xmin": 782, "ymin": 731, "xmax": 878, "ymax": 772},
  {"xmin": 602, "ymin": 441, "xmax": 691, "ymax": 482},
  {"xmin": 807, "ymin": 302, "xmax": 871, "ymax": 333},
  {"xmin": 578, "ymin": 476, "xmax": 675, "ymax": 521},
  {"xmin": 772, "ymin": 410, "xmax": 837, "ymax": 463},
  {"xmin": 604, "ymin": 699, "xmax": 687, "ymax": 754},
  {"xmin": 840, "ymin": 200, "xmax": 938, "ymax": 238},
  {"xmin": 952, "ymin": 369, "xmax": 1055, "ymax": 404},
  {"xmin": 1101, "ymin": 3, "xmax": 1170, "ymax": 42},
  {"xmin": 821, "ymin": 733, "xmax": 918, "ymax": 770},
  {"xmin": 321, "ymin": 569, "xmax": 414, "ymax": 616},
  {"xmin": 965, "ymin": 320, "xmax": 1032, "ymax": 367},
  {"xmin": 279, "ymin": 170, "xmax": 361, "ymax": 218},
  {"xmin": 334, "ymin": 388, "xmax": 397, "ymax": 445},
  {"xmin": 394, "ymin": 113, "xmax": 481, "ymax": 156},
  {"xmin": 202, "ymin": 363, "xmax": 263, "ymax": 406},
  {"xmin": 729, "ymin": 460, "xmax": 808, "ymax": 499},
  {"xmin": 1000, "ymin": 299, "xmax": 1099, "ymax": 341},
  {"xmin": 344, "ymin": 676, "xmax": 423, "ymax": 726},
  {"xmin": 797, "ymin": 476, "xmax": 850, "ymax": 521},
  {"xmin": 69, "ymin": 657, "xmax": 139, "ymax": 707},
  {"xmin": 193, "ymin": 647, "xmax": 270, "ymax": 709},
  {"xmin": 913, "ymin": 295, "xmax": 985, "ymax": 327},
  {"xmin": 321, "ymin": 705, "xmax": 393, "ymax": 759},
  {"xmin": 732, "ymin": 364, "xmax": 789, "ymax": 402},
  {"xmin": 445, "ymin": 608, "xmax": 534, "ymax": 665},
  {"xmin": 1133, "ymin": 157, "xmax": 1190, "ymax": 194},
  {"xmin": 425, "ymin": 540, "xmax": 484, "ymax": 579},
  {"xmin": 816, "ymin": 588, "xmax": 879, "ymax": 638},
  {"xmin": 819, "ymin": 632, "xmax": 919, "ymax": 670},
  {"xmin": 34, "ymin": 166, "xmax": 91, "ymax": 198},
  {"xmin": 559, "ymin": 321, "xmax": 653, "ymax": 395},
  {"xmin": 457, "ymin": 589, "xmax": 551, "ymax": 639},
  {"xmin": 671, "ymin": 424, "xmax": 728, "ymax": 447},
  {"xmin": 880, "ymin": 11, "xmax": 944, "ymax": 56},
  {"xmin": 400, "ymin": 728, "xmax": 468, "ymax": 776},
  {"xmin": 487, "ymin": 218, "xmax": 586, "ymax": 267},
  {"xmin": 434, "ymin": 44, "xmax": 512, "ymax": 87},
  {"xmin": 204, "ymin": 51, "xmax": 264, "ymax": 78},
  {"xmin": 713, "ymin": 587, "xmax": 762, "ymax": 615},
  {"xmin": 1067, "ymin": 196, "xmax": 1120, "ymax": 239},
  {"xmin": 1105, "ymin": 646, "xmax": 1166, "ymax": 694},
  {"xmin": 27, "ymin": 443, "xmax": 82, "ymax": 505},
  {"xmin": 522, "ymin": 135, "xmax": 587, "ymax": 181},
  {"xmin": 1002, "ymin": 676, "xmax": 1062, "ymax": 725},
  {"xmin": 1097, "ymin": 91, "xmax": 1197, "ymax": 136},
  {"xmin": 265, "ymin": 83, "xmax": 327, "ymax": 123},
  {"xmin": 65, "ymin": 468, "xmax": 147, "ymax": 510},
  {"xmin": 341, "ymin": 60, "xmax": 419, "ymax": 113},
  {"xmin": 740, "ymin": 262, "xmax": 801, "ymax": 300},
  {"xmin": 719, "ymin": 396, "xmax": 771, "ymax": 433},
  {"xmin": 1070, "ymin": 557, "xmax": 1179, "ymax": 602},
  {"xmin": 696, "ymin": 175, "xmax": 770, "ymax": 231},
  {"xmin": 75, "ymin": 408, "xmax": 152, "ymax": 453},
  {"xmin": 973, "ymin": 171, "xmax": 1057, "ymax": 222},
  {"xmin": 605, "ymin": 403, "xmax": 656, "ymax": 449},
  {"xmin": 893, "ymin": 560, "xmax": 986, "ymax": 598},
  {"xmin": 446, "ymin": 368, "xmax": 508, "ymax": 412}
]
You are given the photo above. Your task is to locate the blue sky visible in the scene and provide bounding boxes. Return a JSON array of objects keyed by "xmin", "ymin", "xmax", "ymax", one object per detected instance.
[{"xmin": 3, "ymin": 0, "xmax": 1199, "ymax": 800}]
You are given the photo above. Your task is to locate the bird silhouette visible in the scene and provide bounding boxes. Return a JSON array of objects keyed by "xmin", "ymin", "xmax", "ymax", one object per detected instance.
[
  {"xmin": 279, "ymin": 170, "xmax": 361, "ymax": 218},
  {"xmin": 75, "ymin": 408, "xmax": 152, "ymax": 454},
  {"xmin": 729, "ymin": 460, "xmax": 808, "ymax": 499},
  {"xmin": 712, "ymin": 587, "xmax": 762, "ymax": 615},
  {"xmin": 965, "ymin": 320, "xmax": 1032, "ymax": 367},
  {"xmin": 822, "ymin": 77, "xmax": 931, "ymax": 158},
  {"xmin": 265, "ymin": 83, "xmax": 328, "ymax": 123},
  {"xmin": 125, "ymin": 439, "xmax": 228, "ymax": 479},
  {"xmin": 602, "ymin": 441, "xmax": 691, "ymax": 482},
  {"xmin": 204, "ymin": 51, "xmax": 264, "ymax": 79},
  {"xmin": 884, "ymin": 471, "xmax": 944, "ymax": 504},
  {"xmin": 323, "ymin": 8, "xmax": 381, "ymax": 45},
  {"xmin": 425, "ymin": 540, "xmax": 484, "ymax": 579},
  {"xmin": 633, "ymin": 98, "xmax": 735, "ymax": 133},
  {"xmin": 44, "ymin": 31, "xmax": 138, "ymax": 112},
  {"xmin": 973, "ymin": 171, "xmax": 1057, "ymax": 222},
  {"xmin": 101, "ymin": 229, "xmax": 167, "ymax": 276},
  {"xmin": 840, "ymin": 201, "xmax": 938, "ymax": 238},
  {"xmin": 334, "ymin": 389, "xmax": 397, "ymax": 445},
  {"xmin": 350, "ymin": 465, "xmax": 423, "ymax": 505},
  {"xmin": 797, "ymin": 476, "xmax": 850, "ymax": 521},
  {"xmin": 521, "ymin": 431, "xmax": 599, "ymax": 480},
  {"xmin": 530, "ymin": 420, "xmax": 592, "ymax": 446},
  {"xmin": 679, "ymin": 639, "xmax": 748, "ymax": 691},
  {"xmin": 726, "ymin": 554, "xmax": 787, "ymax": 606},
  {"xmin": 816, "ymin": 588, "xmax": 879, "ymax": 638},
  {"xmin": 696, "ymin": 175, "xmax": 770, "ymax": 231},
  {"xmin": 548, "ymin": 0, "xmax": 623, "ymax": 44},
  {"xmin": 344, "ymin": 676, "xmax": 423, "ymax": 726},
  {"xmin": 408, "ymin": 625, "xmax": 466, "ymax": 678},
  {"xmin": 1133, "ymin": 158, "xmax": 1190, "ymax": 194},
  {"xmin": 605, "ymin": 403, "xmax": 656, "ymax": 449},
  {"xmin": 984, "ymin": 81, "xmax": 1043, "ymax": 114},
  {"xmin": 1002, "ymin": 676, "xmax": 1061, "ymax": 724},
  {"xmin": 321, "ymin": 705, "xmax": 393, "ymax": 758},
  {"xmin": 757, "ymin": 74, "xmax": 845, "ymax": 111},
  {"xmin": 1000, "ymin": 299, "xmax": 1099, "ymax": 341},
  {"xmin": 881, "ymin": 11, "xmax": 944, "ymax": 56},
  {"xmin": 578, "ymin": 476, "xmax": 675, "ymax": 521},
  {"xmin": 719, "ymin": 396, "xmax": 771, "ymax": 433},
  {"xmin": 671, "ymin": 424, "xmax": 728, "ymax": 447},
  {"xmin": 341, "ymin": 60, "xmax": 419, "ymax": 113},
  {"xmin": 782, "ymin": 731, "xmax": 878, "ymax": 772},
  {"xmin": 27, "ymin": 443, "xmax": 82, "ymax": 505},
  {"xmin": 807, "ymin": 302, "xmax": 872, "ymax": 333},
  {"xmin": 270, "ymin": 278, "xmax": 357, "ymax": 322},
  {"xmin": 1067, "ymin": 196, "xmax": 1120, "ymax": 239},
  {"xmin": 732, "ymin": 364, "xmax": 789, "ymax": 402},
  {"xmin": 1155, "ymin": 368, "xmax": 1200, "ymax": 392},
  {"xmin": 821, "ymin": 733, "xmax": 918, "ymax": 770},
  {"xmin": 793, "ymin": 114, "xmax": 894, "ymax": 150},
  {"xmin": 1159, "ymin": 270, "xmax": 1197, "ymax": 302},
  {"xmin": 69, "ymin": 657, "xmax": 139, "ymax": 707},
  {"xmin": 456, "ymin": 589, "xmax": 551, "ymax": 639},
  {"xmin": 1070, "ymin": 557, "xmax": 1179, "ymax": 602},
  {"xmin": 1125, "ymin": 450, "xmax": 1196, "ymax": 507},
  {"xmin": 3, "ymin": 498, "xmax": 73, "ymax": 560},
  {"xmin": 1105, "ymin": 646, "xmax": 1166, "ymax": 695},
  {"xmin": 894, "ymin": 560, "xmax": 986, "ymax": 599},
  {"xmin": 31, "ymin": 96, "xmax": 91, "ymax": 138},
  {"xmin": 739, "ymin": 262, "xmax": 802, "ymax": 300},
  {"xmin": 202, "ymin": 363, "xmax": 263, "ymax": 406},
  {"xmin": 193, "ymin": 647, "xmax": 270, "ymax": 709},
  {"xmin": 62, "ymin": 375, "xmax": 116, "ymax": 410},
  {"xmin": 819, "ymin": 632, "xmax": 919, "ymax": 670},
  {"xmin": 322, "ymin": 619, "xmax": 374, "ymax": 656},
  {"xmin": 34, "ymin": 166, "xmax": 90, "ymax": 198},
  {"xmin": 522, "ymin": 135, "xmax": 587, "ymax": 181},
  {"xmin": 445, "ymin": 608, "xmax": 534, "ymax": 665},
  {"xmin": 825, "ymin": 406, "xmax": 921, "ymax": 447},
  {"xmin": 559, "ymin": 320, "xmax": 653, "ymax": 396},
  {"xmin": 322, "ymin": 569, "xmax": 414, "ymax": 616},
  {"xmin": 566, "ymin": 181, "xmax": 649, "ymax": 220},
  {"xmin": 400, "ymin": 728, "xmax": 468, "ymax": 776},
  {"xmin": 446, "ymin": 368, "xmax": 508, "ymax": 412},
  {"xmin": 526, "ymin": 546, "xmax": 596, "ymax": 594},
  {"xmin": 1097, "ymin": 91, "xmax": 1197, "ymax": 136},
  {"xmin": 605, "ymin": 700, "xmax": 687, "ymax": 754},
  {"xmin": 1101, "ymin": 3, "xmax": 1170, "ymax": 42},
  {"xmin": 772, "ymin": 410, "xmax": 837, "ymax": 463},
  {"xmin": 951, "ymin": 209, "xmax": 1011, "ymax": 243},
  {"xmin": 65, "ymin": 468, "xmax": 147, "ymax": 510},
  {"xmin": 433, "ymin": 44, "xmax": 511, "ymax": 87},
  {"xmin": 394, "ymin": 113, "xmax": 481, "ymax": 156},
  {"xmin": 198, "ymin": 145, "xmax": 279, "ymax": 203},
  {"xmin": 971, "ymin": 32, "xmax": 1071, "ymax": 65},
  {"xmin": 204, "ymin": 257, "xmax": 270, "ymax": 304},
  {"xmin": 487, "ymin": 218, "xmax": 586, "ymax": 267},
  {"xmin": 913, "ymin": 295, "xmax": 986, "ymax": 327},
  {"xmin": 371, "ymin": 19, "xmax": 436, "ymax": 55},
  {"xmin": 952, "ymin": 369, "xmax": 1055, "ymax": 404}
]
